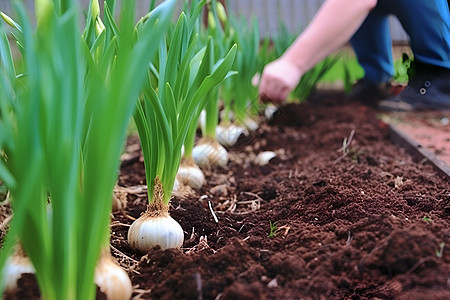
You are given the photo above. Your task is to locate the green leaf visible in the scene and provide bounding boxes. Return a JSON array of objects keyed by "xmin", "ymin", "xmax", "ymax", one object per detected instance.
[
  {"xmin": 103, "ymin": 1, "xmax": 120, "ymax": 39},
  {"xmin": 0, "ymin": 1, "xmax": 176, "ymax": 299}
]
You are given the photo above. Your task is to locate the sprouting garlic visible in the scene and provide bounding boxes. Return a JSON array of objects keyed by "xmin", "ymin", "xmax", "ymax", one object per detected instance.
[
  {"xmin": 264, "ymin": 104, "xmax": 278, "ymax": 120},
  {"xmin": 128, "ymin": 178, "xmax": 184, "ymax": 253},
  {"xmin": 176, "ymin": 160, "xmax": 205, "ymax": 189},
  {"xmin": 216, "ymin": 124, "xmax": 247, "ymax": 147},
  {"xmin": 254, "ymin": 151, "xmax": 277, "ymax": 166},
  {"xmin": 94, "ymin": 249, "xmax": 133, "ymax": 300},
  {"xmin": 2, "ymin": 244, "xmax": 35, "ymax": 295},
  {"xmin": 128, "ymin": 210, "xmax": 184, "ymax": 252},
  {"xmin": 192, "ymin": 138, "xmax": 228, "ymax": 168}
]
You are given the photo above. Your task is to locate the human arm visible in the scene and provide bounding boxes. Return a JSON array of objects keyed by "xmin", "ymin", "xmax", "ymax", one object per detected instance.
[{"xmin": 259, "ymin": 0, "xmax": 377, "ymax": 103}]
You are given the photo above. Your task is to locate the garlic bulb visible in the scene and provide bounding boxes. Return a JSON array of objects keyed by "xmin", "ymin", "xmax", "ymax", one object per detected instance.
[
  {"xmin": 192, "ymin": 139, "xmax": 228, "ymax": 168},
  {"xmin": 176, "ymin": 161, "xmax": 205, "ymax": 189},
  {"xmin": 128, "ymin": 178, "xmax": 184, "ymax": 252},
  {"xmin": 264, "ymin": 104, "xmax": 278, "ymax": 120},
  {"xmin": 216, "ymin": 124, "xmax": 247, "ymax": 147},
  {"xmin": 2, "ymin": 245, "xmax": 35, "ymax": 295},
  {"xmin": 94, "ymin": 249, "xmax": 133, "ymax": 300},
  {"xmin": 128, "ymin": 210, "xmax": 184, "ymax": 252},
  {"xmin": 254, "ymin": 151, "xmax": 277, "ymax": 166}
]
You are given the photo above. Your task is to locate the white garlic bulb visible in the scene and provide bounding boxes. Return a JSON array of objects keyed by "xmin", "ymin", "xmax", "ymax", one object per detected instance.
[
  {"xmin": 192, "ymin": 140, "xmax": 228, "ymax": 168},
  {"xmin": 264, "ymin": 104, "xmax": 278, "ymax": 120},
  {"xmin": 176, "ymin": 163, "xmax": 205, "ymax": 189},
  {"xmin": 254, "ymin": 151, "xmax": 277, "ymax": 166},
  {"xmin": 94, "ymin": 249, "xmax": 133, "ymax": 300},
  {"xmin": 216, "ymin": 124, "xmax": 247, "ymax": 147},
  {"xmin": 2, "ymin": 246, "xmax": 35, "ymax": 295},
  {"xmin": 127, "ymin": 211, "xmax": 184, "ymax": 252}
]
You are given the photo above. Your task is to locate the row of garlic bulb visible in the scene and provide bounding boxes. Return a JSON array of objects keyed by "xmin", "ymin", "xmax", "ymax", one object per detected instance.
[
  {"xmin": 3, "ymin": 246, "xmax": 133, "ymax": 300},
  {"xmin": 3, "ymin": 106, "xmax": 281, "ymax": 299}
]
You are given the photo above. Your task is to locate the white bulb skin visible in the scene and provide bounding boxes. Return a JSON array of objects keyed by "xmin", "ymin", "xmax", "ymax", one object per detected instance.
[
  {"xmin": 176, "ymin": 164, "xmax": 205, "ymax": 189},
  {"xmin": 254, "ymin": 151, "xmax": 277, "ymax": 166},
  {"xmin": 95, "ymin": 250, "xmax": 133, "ymax": 300},
  {"xmin": 216, "ymin": 124, "xmax": 247, "ymax": 147},
  {"xmin": 2, "ymin": 251, "xmax": 35, "ymax": 294},
  {"xmin": 264, "ymin": 104, "xmax": 278, "ymax": 120},
  {"xmin": 128, "ymin": 212, "xmax": 184, "ymax": 252},
  {"xmin": 192, "ymin": 141, "xmax": 228, "ymax": 168}
]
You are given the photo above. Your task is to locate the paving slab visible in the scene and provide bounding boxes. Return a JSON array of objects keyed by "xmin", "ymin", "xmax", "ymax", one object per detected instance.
[{"xmin": 382, "ymin": 111, "xmax": 450, "ymax": 179}]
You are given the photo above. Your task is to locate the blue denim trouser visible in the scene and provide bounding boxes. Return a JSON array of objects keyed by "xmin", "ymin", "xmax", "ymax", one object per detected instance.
[{"xmin": 350, "ymin": 0, "xmax": 450, "ymax": 83}]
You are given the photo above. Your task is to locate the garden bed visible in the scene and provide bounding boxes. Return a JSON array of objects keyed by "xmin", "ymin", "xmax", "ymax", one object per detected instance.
[
  {"xmin": 112, "ymin": 91, "xmax": 450, "ymax": 300},
  {"xmin": 5, "ymin": 91, "xmax": 449, "ymax": 299}
]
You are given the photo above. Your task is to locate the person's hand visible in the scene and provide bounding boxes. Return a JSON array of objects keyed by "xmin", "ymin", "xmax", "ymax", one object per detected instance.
[{"xmin": 258, "ymin": 58, "xmax": 303, "ymax": 103}]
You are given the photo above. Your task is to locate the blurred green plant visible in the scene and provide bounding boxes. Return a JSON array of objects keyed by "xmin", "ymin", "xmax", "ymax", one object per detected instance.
[
  {"xmin": 224, "ymin": 14, "xmax": 261, "ymax": 127},
  {"xmin": 393, "ymin": 52, "xmax": 414, "ymax": 84},
  {"xmin": 202, "ymin": 0, "xmax": 236, "ymax": 138},
  {"xmin": 0, "ymin": 0, "xmax": 175, "ymax": 298}
]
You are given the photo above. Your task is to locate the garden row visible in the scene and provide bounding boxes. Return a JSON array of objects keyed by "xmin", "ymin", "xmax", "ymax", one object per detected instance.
[{"xmin": 0, "ymin": 0, "xmax": 344, "ymax": 299}]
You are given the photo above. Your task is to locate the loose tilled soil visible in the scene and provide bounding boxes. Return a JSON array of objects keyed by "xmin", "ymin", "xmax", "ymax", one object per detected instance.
[{"xmin": 5, "ymin": 91, "xmax": 450, "ymax": 299}]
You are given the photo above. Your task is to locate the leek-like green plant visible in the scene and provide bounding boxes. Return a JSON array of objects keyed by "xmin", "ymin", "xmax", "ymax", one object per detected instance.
[
  {"xmin": 127, "ymin": 1, "xmax": 237, "ymax": 252},
  {"xmin": 221, "ymin": 14, "xmax": 261, "ymax": 134},
  {"xmin": 293, "ymin": 55, "xmax": 340, "ymax": 101},
  {"xmin": 177, "ymin": 0, "xmax": 208, "ymax": 190},
  {"xmin": 0, "ymin": 1, "xmax": 175, "ymax": 299},
  {"xmin": 191, "ymin": 0, "xmax": 236, "ymax": 166},
  {"xmin": 202, "ymin": 0, "xmax": 229, "ymax": 140}
]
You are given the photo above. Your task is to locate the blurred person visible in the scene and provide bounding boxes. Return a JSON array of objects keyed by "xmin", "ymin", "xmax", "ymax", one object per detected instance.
[{"xmin": 258, "ymin": 0, "xmax": 450, "ymax": 111}]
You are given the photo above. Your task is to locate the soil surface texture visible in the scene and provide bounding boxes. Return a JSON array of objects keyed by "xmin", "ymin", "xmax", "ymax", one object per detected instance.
[{"xmin": 114, "ymin": 91, "xmax": 450, "ymax": 300}]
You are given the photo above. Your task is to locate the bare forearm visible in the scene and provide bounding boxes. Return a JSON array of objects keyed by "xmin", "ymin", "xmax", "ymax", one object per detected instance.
[
  {"xmin": 283, "ymin": 0, "xmax": 377, "ymax": 74},
  {"xmin": 258, "ymin": 0, "xmax": 377, "ymax": 103}
]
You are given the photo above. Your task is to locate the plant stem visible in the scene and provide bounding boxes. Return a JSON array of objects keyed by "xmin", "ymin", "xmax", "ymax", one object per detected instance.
[
  {"xmin": 204, "ymin": 90, "xmax": 219, "ymax": 139},
  {"xmin": 183, "ymin": 112, "xmax": 198, "ymax": 159}
]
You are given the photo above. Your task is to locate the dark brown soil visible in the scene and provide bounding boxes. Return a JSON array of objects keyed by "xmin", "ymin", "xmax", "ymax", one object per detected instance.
[
  {"xmin": 6, "ymin": 91, "xmax": 450, "ymax": 299},
  {"xmin": 113, "ymin": 91, "xmax": 450, "ymax": 300}
]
